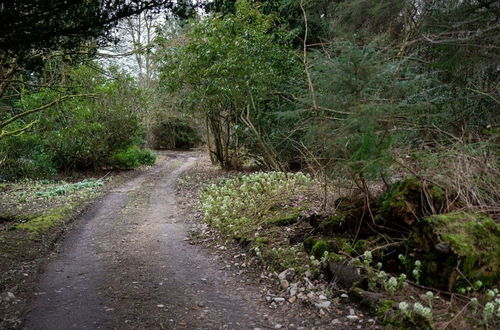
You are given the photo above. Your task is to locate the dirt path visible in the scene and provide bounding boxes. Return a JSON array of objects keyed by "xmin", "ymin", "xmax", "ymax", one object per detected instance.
[
  {"xmin": 22, "ymin": 152, "xmax": 365, "ymax": 330},
  {"xmin": 22, "ymin": 153, "xmax": 289, "ymax": 329}
]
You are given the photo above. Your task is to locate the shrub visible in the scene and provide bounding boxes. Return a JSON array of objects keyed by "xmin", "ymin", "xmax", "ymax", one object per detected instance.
[
  {"xmin": 111, "ymin": 145, "xmax": 156, "ymax": 169},
  {"xmin": 137, "ymin": 148, "xmax": 157, "ymax": 166},
  {"xmin": 3, "ymin": 64, "xmax": 145, "ymax": 175},
  {"xmin": 0, "ymin": 131, "xmax": 56, "ymax": 180}
]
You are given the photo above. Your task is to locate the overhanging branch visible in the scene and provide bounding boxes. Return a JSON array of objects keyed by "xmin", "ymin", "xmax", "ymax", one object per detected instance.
[{"xmin": 0, "ymin": 93, "xmax": 97, "ymax": 130}]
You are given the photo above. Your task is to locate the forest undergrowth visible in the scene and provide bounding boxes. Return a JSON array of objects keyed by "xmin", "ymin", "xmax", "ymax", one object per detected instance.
[{"xmin": 181, "ymin": 152, "xmax": 499, "ymax": 329}]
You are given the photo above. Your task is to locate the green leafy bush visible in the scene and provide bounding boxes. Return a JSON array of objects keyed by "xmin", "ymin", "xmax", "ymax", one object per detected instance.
[
  {"xmin": 137, "ymin": 148, "xmax": 157, "ymax": 166},
  {"xmin": 111, "ymin": 145, "xmax": 156, "ymax": 169},
  {"xmin": 0, "ymin": 63, "xmax": 145, "ymax": 178},
  {"xmin": 159, "ymin": 0, "xmax": 300, "ymax": 168},
  {"xmin": 0, "ymin": 131, "xmax": 56, "ymax": 179},
  {"xmin": 39, "ymin": 66, "xmax": 143, "ymax": 171}
]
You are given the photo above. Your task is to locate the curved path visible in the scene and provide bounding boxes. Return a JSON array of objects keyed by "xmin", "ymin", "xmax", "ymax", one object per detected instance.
[{"xmin": 23, "ymin": 153, "xmax": 273, "ymax": 329}]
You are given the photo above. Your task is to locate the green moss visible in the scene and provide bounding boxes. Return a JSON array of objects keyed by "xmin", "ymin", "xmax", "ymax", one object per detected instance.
[
  {"xmin": 14, "ymin": 205, "xmax": 73, "ymax": 238},
  {"xmin": 327, "ymin": 215, "xmax": 346, "ymax": 224},
  {"xmin": 327, "ymin": 252, "xmax": 346, "ymax": 263},
  {"xmin": 311, "ymin": 240, "xmax": 330, "ymax": 259},
  {"xmin": 319, "ymin": 214, "xmax": 347, "ymax": 235},
  {"xmin": 266, "ymin": 210, "xmax": 301, "ymax": 226},
  {"xmin": 378, "ymin": 177, "xmax": 446, "ymax": 225},
  {"xmin": 329, "ymin": 238, "xmax": 373, "ymax": 256},
  {"xmin": 304, "ymin": 236, "xmax": 362, "ymax": 259},
  {"xmin": 423, "ymin": 212, "xmax": 500, "ymax": 288},
  {"xmin": 379, "ymin": 177, "xmax": 421, "ymax": 213},
  {"xmin": 429, "ymin": 185, "xmax": 445, "ymax": 202},
  {"xmin": 303, "ymin": 236, "xmax": 317, "ymax": 252}
]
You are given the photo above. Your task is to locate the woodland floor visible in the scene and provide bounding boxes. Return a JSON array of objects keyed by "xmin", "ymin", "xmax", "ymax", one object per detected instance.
[{"xmin": 4, "ymin": 151, "xmax": 374, "ymax": 330}]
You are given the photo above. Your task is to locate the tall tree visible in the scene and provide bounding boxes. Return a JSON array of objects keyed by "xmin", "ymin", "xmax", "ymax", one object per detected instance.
[{"xmin": 159, "ymin": 0, "xmax": 299, "ymax": 169}]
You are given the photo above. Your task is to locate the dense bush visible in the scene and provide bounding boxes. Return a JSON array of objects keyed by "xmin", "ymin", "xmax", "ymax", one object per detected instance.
[
  {"xmin": 0, "ymin": 130, "xmax": 56, "ymax": 179},
  {"xmin": 111, "ymin": 145, "xmax": 156, "ymax": 169},
  {"xmin": 0, "ymin": 63, "xmax": 148, "ymax": 179},
  {"xmin": 159, "ymin": 0, "xmax": 300, "ymax": 169}
]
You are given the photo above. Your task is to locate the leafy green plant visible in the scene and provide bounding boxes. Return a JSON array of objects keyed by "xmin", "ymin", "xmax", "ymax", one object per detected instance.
[
  {"xmin": 0, "ymin": 63, "xmax": 146, "ymax": 178},
  {"xmin": 0, "ymin": 130, "xmax": 57, "ymax": 180},
  {"xmin": 412, "ymin": 260, "xmax": 422, "ymax": 284},
  {"xmin": 111, "ymin": 145, "xmax": 157, "ymax": 169},
  {"xmin": 137, "ymin": 148, "xmax": 157, "ymax": 166},
  {"xmin": 358, "ymin": 251, "xmax": 408, "ymax": 294}
]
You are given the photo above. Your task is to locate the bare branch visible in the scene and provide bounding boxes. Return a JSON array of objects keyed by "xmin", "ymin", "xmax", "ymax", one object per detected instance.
[{"xmin": 300, "ymin": 0, "xmax": 318, "ymax": 111}]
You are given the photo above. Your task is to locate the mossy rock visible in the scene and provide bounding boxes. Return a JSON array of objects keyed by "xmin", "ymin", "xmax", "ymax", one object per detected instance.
[
  {"xmin": 303, "ymin": 236, "xmax": 317, "ymax": 252},
  {"xmin": 306, "ymin": 198, "xmax": 366, "ymax": 237},
  {"xmin": 304, "ymin": 236, "xmax": 345, "ymax": 256},
  {"xmin": 410, "ymin": 212, "xmax": 500, "ymax": 290},
  {"xmin": 304, "ymin": 236, "xmax": 369, "ymax": 259},
  {"xmin": 328, "ymin": 259, "xmax": 361, "ymax": 288}
]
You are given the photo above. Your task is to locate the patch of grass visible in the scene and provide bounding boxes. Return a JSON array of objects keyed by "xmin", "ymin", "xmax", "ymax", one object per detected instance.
[
  {"xmin": 266, "ymin": 209, "xmax": 301, "ymax": 226},
  {"xmin": 34, "ymin": 179, "xmax": 104, "ymax": 198},
  {"xmin": 264, "ymin": 246, "xmax": 310, "ymax": 273}
]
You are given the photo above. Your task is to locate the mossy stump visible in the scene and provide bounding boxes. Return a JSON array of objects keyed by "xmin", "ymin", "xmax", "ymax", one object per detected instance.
[{"xmin": 408, "ymin": 212, "xmax": 499, "ymax": 290}]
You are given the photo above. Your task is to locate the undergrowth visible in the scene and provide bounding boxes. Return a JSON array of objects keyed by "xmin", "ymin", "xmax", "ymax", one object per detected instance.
[
  {"xmin": 0, "ymin": 178, "xmax": 108, "ymax": 220},
  {"xmin": 198, "ymin": 166, "xmax": 500, "ymax": 329},
  {"xmin": 201, "ymin": 171, "xmax": 313, "ymax": 232},
  {"xmin": 200, "ymin": 171, "xmax": 318, "ymax": 273}
]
